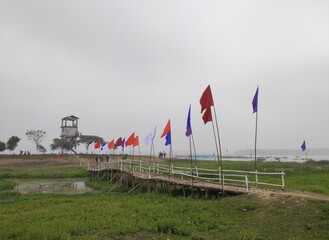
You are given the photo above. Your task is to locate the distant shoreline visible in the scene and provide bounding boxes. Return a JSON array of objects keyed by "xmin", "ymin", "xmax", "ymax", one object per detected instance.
[{"xmin": 176, "ymin": 154, "xmax": 329, "ymax": 162}]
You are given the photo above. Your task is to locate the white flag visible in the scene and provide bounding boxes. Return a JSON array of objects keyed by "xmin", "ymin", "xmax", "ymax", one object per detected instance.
[
  {"xmin": 152, "ymin": 126, "xmax": 157, "ymax": 140},
  {"xmin": 144, "ymin": 132, "xmax": 153, "ymax": 145},
  {"xmin": 145, "ymin": 126, "xmax": 157, "ymax": 145},
  {"xmin": 101, "ymin": 142, "xmax": 108, "ymax": 152}
]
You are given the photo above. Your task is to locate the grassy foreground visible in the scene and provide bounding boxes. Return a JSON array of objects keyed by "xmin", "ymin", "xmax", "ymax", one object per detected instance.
[
  {"xmin": 0, "ymin": 190, "xmax": 328, "ymax": 240},
  {"xmin": 0, "ymin": 155, "xmax": 328, "ymax": 239}
]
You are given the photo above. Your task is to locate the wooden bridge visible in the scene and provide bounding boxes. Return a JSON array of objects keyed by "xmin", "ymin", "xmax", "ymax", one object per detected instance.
[{"xmin": 87, "ymin": 159, "xmax": 285, "ymax": 196}]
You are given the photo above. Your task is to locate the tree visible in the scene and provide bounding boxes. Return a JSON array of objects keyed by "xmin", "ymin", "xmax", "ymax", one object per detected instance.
[
  {"xmin": 37, "ymin": 144, "xmax": 47, "ymax": 154},
  {"xmin": 78, "ymin": 135, "xmax": 104, "ymax": 150},
  {"xmin": 0, "ymin": 141, "xmax": 6, "ymax": 153},
  {"xmin": 50, "ymin": 138, "xmax": 74, "ymax": 152},
  {"xmin": 6, "ymin": 136, "xmax": 20, "ymax": 153},
  {"xmin": 26, "ymin": 129, "xmax": 46, "ymax": 151}
]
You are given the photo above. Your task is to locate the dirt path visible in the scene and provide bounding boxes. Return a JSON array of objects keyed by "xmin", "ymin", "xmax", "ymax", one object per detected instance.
[{"xmin": 250, "ymin": 187, "xmax": 329, "ymax": 201}]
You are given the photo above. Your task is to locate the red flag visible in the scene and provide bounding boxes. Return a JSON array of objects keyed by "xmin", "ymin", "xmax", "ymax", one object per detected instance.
[
  {"xmin": 202, "ymin": 107, "xmax": 212, "ymax": 124},
  {"xmin": 94, "ymin": 141, "xmax": 101, "ymax": 149},
  {"xmin": 133, "ymin": 135, "xmax": 139, "ymax": 147},
  {"xmin": 115, "ymin": 137, "xmax": 122, "ymax": 147},
  {"xmin": 200, "ymin": 85, "xmax": 214, "ymax": 113},
  {"xmin": 126, "ymin": 132, "xmax": 135, "ymax": 146},
  {"xmin": 108, "ymin": 139, "xmax": 115, "ymax": 149},
  {"xmin": 160, "ymin": 119, "xmax": 171, "ymax": 138}
]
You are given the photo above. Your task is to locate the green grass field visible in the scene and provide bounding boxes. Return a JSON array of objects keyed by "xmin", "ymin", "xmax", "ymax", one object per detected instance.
[
  {"xmin": 0, "ymin": 189, "xmax": 328, "ymax": 239},
  {"xmin": 0, "ymin": 156, "xmax": 328, "ymax": 239}
]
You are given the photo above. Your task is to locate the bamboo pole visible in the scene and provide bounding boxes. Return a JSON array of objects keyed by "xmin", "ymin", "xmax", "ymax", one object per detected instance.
[
  {"xmin": 305, "ymin": 149, "xmax": 309, "ymax": 177},
  {"xmin": 254, "ymin": 109, "xmax": 258, "ymax": 171},
  {"xmin": 189, "ymin": 136, "xmax": 194, "ymax": 196},
  {"xmin": 191, "ymin": 134, "xmax": 198, "ymax": 168},
  {"xmin": 149, "ymin": 141, "xmax": 153, "ymax": 165},
  {"xmin": 211, "ymin": 105, "xmax": 223, "ymax": 193}
]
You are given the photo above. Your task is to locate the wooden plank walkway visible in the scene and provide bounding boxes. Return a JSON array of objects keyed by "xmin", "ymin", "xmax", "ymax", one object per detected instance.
[
  {"xmin": 88, "ymin": 159, "xmax": 285, "ymax": 196},
  {"xmin": 132, "ymin": 171, "xmax": 248, "ymax": 194}
]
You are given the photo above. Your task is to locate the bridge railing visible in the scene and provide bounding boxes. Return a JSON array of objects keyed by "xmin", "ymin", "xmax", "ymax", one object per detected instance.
[{"xmin": 88, "ymin": 159, "xmax": 285, "ymax": 192}]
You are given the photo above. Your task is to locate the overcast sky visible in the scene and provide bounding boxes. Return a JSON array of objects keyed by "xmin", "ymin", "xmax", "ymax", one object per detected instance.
[{"xmin": 0, "ymin": 0, "xmax": 328, "ymax": 155}]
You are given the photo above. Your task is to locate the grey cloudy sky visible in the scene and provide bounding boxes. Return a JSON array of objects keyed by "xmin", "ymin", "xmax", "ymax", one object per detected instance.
[{"xmin": 0, "ymin": 0, "xmax": 328, "ymax": 155}]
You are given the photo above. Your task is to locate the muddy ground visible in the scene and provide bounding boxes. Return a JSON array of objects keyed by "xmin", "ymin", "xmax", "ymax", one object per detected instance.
[{"xmin": 13, "ymin": 179, "xmax": 94, "ymax": 194}]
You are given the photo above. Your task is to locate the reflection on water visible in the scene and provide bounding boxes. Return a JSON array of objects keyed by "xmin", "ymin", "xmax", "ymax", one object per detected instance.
[
  {"xmin": 72, "ymin": 181, "xmax": 88, "ymax": 192},
  {"xmin": 15, "ymin": 180, "xmax": 94, "ymax": 194}
]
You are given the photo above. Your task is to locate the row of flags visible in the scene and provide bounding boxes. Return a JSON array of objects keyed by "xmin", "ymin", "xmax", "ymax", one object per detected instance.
[
  {"xmin": 88, "ymin": 129, "xmax": 157, "ymax": 152},
  {"xmin": 87, "ymin": 85, "xmax": 307, "ymax": 155}
]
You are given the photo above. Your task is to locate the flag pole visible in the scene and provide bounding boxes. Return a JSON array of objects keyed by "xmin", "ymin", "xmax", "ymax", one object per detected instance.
[
  {"xmin": 130, "ymin": 146, "xmax": 135, "ymax": 172},
  {"xmin": 252, "ymin": 86, "xmax": 259, "ymax": 172},
  {"xmin": 189, "ymin": 135, "xmax": 194, "ymax": 196},
  {"xmin": 212, "ymin": 105, "xmax": 224, "ymax": 193},
  {"xmin": 305, "ymin": 149, "xmax": 309, "ymax": 177},
  {"xmin": 150, "ymin": 140, "xmax": 154, "ymax": 172},
  {"xmin": 151, "ymin": 140, "xmax": 156, "ymax": 168},
  {"xmin": 254, "ymin": 110, "xmax": 258, "ymax": 171},
  {"xmin": 169, "ymin": 144, "xmax": 172, "ymax": 182},
  {"xmin": 149, "ymin": 140, "xmax": 153, "ymax": 164},
  {"xmin": 191, "ymin": 134, "xmax": 198, "ymax": 168},
  {"xmin": 152, "ymin": 141, "xmax": 156, "ymax": 164},
  {"xmin": 211, "ymin": 120, "xmax": 220, "ymax": 166}
]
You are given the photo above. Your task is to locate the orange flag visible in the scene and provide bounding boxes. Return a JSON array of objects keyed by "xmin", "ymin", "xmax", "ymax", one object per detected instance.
[
  {"xmin": 160, "ymin": 119, "xmax": 171, "ymax": 138},
  {"xmin": 126, "ymin": 132, "xmax": 135, "ymax": 147},
  {"xmin": 94, "ymin": 141, "xmax": 101, "ymax": 149},
  {"xmin": 108, "ymin": 139, "xmax": 115, "ymax": 149},
  {"xmin": 133, "ymin": 135, "xmax": 139, "ymax": 147}
]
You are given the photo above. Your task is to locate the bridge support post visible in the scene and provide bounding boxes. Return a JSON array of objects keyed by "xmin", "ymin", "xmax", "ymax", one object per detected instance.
[
  {"xmin": 255, "ymin": 170, "xmax": 258, "ymax": 187},
  {"xmin": 147, "ymin": 181, "xmax": 151, "ymax": 193},
  {"xmin": 155, "ymin": 181, "xmax": 158, "ymax": 193},
  {"xmin": 125, "ymin": 175, "xmax": 129, "ymax": 188},
  {"xmin": 281, "ymin": 171, "xmax": 285, "ymax": 190},
  {"xmin": 245, "ymin": 175, "xmax": 249, "ymax": 193}
]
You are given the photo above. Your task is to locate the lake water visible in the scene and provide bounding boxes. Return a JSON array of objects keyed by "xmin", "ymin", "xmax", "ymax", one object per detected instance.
[{"xmin": 177, "ymin": 154, "xmax": 329, "ymax": 162}]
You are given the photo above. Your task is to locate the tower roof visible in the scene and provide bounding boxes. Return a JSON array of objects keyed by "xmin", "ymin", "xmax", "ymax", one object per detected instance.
[{"xmin": 62, "ymin": 115, "xmax": 79, "ymax": 121}]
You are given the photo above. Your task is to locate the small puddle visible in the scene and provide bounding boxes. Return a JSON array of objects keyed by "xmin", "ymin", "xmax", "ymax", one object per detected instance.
[
  {"xmin": 71, "ymin": 181, "xmax": 90, "ymax": 193},
  {"xmin": 14, "ymin": 179, "xmax": 94, "ymax": 194}
]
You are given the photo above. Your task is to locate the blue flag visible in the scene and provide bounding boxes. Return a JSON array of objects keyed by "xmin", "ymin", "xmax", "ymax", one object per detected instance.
[
  {"xmin": 101, "ymin": 142, "xmax": 108, "ymax": 151},
  {"xmin": 87, "ymin": 141, "xmax": 94, "ymax": 150},
  {"xmin": 301, "ymin": 140, "xmax": 306, "ymax": 152},
  {"xmin": 252, "ymin": 86, "xmax": 259, "ymax": 113},
  {"xmin": 185, "ymin": 105, "xmax": 192, "ymax": 137},
  {"xmin": 121, "ymin": 138, "xmax": 125, "ymax": 150},
  {"xmin": 165, "ymin": 131, "xmax": 171, "ymax": 146}
]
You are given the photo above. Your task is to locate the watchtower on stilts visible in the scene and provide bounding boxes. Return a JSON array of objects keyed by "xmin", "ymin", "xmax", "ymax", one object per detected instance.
[{"xmin": 60, "ymin": 115, "xmax": 79, "ymax": 154}]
